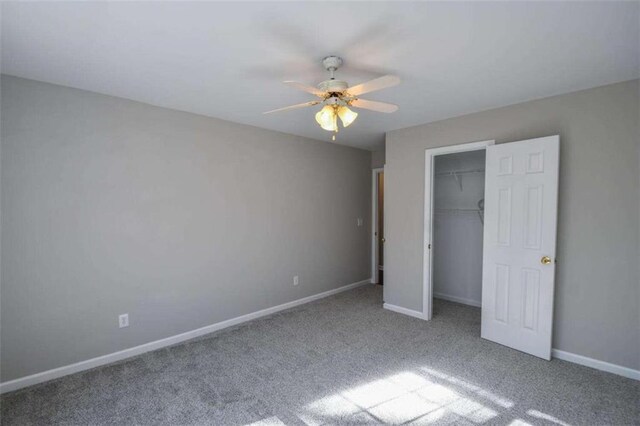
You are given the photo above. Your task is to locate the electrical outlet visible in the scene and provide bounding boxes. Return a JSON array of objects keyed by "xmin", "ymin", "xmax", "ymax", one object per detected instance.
[
  {"xmin": 357, "ymin": 217, "xmax": 363, "ymax": 227},
  {"xmin": 293, "ymin": 275, "xmax": 299, "ymax": 286},
  {"xmin": 119, "ymin": 313, "xmax": 129, "ymax": 328}
]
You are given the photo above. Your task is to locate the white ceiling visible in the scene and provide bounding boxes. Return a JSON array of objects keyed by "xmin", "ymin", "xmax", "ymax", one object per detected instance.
[{"xmin": 2, "ymin": 2, "xmax": 638, "ymax": 151}]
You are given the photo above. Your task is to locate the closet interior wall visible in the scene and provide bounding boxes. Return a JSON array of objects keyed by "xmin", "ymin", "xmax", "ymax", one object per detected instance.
[{"xmin": 433, "ymin": 150, "xmax": 486, "ymax": 307}]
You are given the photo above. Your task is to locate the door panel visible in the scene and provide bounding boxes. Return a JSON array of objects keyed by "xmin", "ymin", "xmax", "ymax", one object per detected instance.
[{"xmin": 481, "ymin": 135, "xmax": 559, "ymax": 360}]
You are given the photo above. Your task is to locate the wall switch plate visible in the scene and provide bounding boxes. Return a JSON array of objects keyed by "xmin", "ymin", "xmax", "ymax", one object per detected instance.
[
  {"xmin": 357, "ymin": 217, "xmax": 363, "ymax": 227},
  {"xmin": 119, "ymin": 313, "xmax": 129, "ymax": 328},
  {"xmin": 293, "ymin": 275, "xmax": 299, "ymax": 286}
]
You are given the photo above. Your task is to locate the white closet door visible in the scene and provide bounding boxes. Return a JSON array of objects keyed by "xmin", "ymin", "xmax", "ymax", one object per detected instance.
[{"xmin": 481, "ymin": 135, "xmax": 559, "ymax": 360}]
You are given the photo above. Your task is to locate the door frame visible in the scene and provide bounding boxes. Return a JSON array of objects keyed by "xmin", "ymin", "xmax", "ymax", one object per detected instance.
[
  {"xmin": 422, "ymin": 140, "xmax": 495, "ymax": 320},
  {"xmin": 371, "ymin": 167, "xmax": 384, "ymax": 283}
]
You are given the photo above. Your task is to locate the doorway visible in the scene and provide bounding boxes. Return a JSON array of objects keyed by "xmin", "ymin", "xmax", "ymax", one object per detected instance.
[
  {"xmin": 432, "ymin": 149, "xmax": 486, "ymax": 308},
  {"xmin": 423, "ymin": 140, "xmax": 494, "ymax": 320},
  {"xmin": 372, "ymin": 168, "xmax": 384, "ymax": 284}
]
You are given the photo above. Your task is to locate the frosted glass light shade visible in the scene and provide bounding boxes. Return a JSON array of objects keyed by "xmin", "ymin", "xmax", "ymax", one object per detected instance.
[
  {"xmin": 337, "ymin": 106, "xmax": 358, "ymax": 127},
  {"xmin": 315, "ymin": 105, "xmax": 337, "ymax": 131}
]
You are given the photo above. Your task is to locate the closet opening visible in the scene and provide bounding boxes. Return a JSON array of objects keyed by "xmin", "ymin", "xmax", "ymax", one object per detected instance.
[
  {"xmin": 422, "ymin": 140, "xmax": 494, "ymax": 320},
  {"xmin": 432, "ymin": 150, "xmax": 486, "ymax": 310}
]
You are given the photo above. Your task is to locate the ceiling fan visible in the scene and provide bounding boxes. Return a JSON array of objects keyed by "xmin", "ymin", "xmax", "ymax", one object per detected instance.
[{"xmin": 264, "ymin": 56, "xmax": 400, "ymax": 140}]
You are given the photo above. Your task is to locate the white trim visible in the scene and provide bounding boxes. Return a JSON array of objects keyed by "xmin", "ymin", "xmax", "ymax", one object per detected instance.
[
  {"xmin": 383, "ymin": 303, "xmax": 426, "ymax": 320},
  {"xmin": 385, "ymin": 302, "xmax": 639, "ymax": 381},
  {"xmin": 552, "ymin": 349, "xmax": 640, "ymax": 381},
  {"xmin": 371, "ymin": 167, "xmax": 384, "ymax": 283},
  {"xmin": 434, "ymin": 292, "xmax": 482, "ymax": 308},
  {"xmin": 423, "ymin": 140, "xmax": 494, "ymax": 320},
  {"xmin": 0, "ymin": 279, "xmax": 371, "ymax": 394}
]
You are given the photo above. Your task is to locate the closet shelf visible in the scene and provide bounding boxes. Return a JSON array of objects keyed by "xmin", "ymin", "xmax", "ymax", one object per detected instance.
[{"xmin": 435, "ymin": 169, "xmax": 485, "ymax": 191}]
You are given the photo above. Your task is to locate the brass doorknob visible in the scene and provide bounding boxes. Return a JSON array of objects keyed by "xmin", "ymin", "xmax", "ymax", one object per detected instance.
[
  {"xmin": 541, "ymin": 256, "xmax": 552, "ymax": 265},
  {"xmin": 381, "ymin": 238, "xmax": 386, "ymax": 243}
]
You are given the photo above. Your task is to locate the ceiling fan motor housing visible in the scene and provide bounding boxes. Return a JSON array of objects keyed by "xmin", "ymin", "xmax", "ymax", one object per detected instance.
[
  {"xmin": 324, "ymin": 96, "xmax": 344, "ymax": 106},
  {"xmin": 318, "ymin": 79, "xmax": 348, "ymax": 94}
]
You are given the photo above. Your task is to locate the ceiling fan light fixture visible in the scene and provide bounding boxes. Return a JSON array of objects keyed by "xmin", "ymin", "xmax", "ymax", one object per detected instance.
[
  {"xmin": 265, "ymin": 56, "xmax": 400, "ymax": 140},
  {"xmin": 337, "ymin": 106, "xmax": 358, "ymax": 127},
  {"xmin": 315, "ymin": 105, "xmax": 338, "ymax": 132}
]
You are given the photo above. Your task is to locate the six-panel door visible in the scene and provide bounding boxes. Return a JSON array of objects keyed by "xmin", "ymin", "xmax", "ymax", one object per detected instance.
[{"xmin": 481, "ymin": 135, "xmax": 560, "ymax": 360}]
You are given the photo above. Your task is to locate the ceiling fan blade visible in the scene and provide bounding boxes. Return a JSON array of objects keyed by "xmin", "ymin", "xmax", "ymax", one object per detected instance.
[
  {"xmin": 283, "ymin": 81, "xmax": 325, "ymax": 97},
  {"xmin": 350, "ymin": 98, "xmax": 399, "ymax": 113},
  {"xmin": 263, "ymin": 100, "xmax": 320, "ymax": 114},
  {"xmin": 347, "ymin": 75, "xmax": 401, "ymax": 96}
]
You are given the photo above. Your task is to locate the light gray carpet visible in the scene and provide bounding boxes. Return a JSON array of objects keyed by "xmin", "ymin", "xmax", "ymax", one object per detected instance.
[{"xmin": 2, "ymin": 285, "xmax": 638, "ymax": 425}]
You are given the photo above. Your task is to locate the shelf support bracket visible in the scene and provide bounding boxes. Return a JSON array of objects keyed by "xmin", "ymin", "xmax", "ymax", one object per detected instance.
[{"xmin": 453, "ymin": 172, "xmax": 463, "ymax": 191}]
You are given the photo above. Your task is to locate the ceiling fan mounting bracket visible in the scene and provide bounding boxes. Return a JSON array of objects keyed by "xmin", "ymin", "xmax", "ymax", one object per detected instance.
[
  {"xmin": 322, "ymin": 56, "xmax": 343, "ymax": 72},
  {"xmin": 318, "ymin": 56, "xmax": 348, "ymax": 93}
]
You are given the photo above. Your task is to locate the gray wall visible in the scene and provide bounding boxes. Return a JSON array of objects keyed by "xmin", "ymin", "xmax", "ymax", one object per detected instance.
[
  {"xmin": 371, "ymin": 150, "xmax": 385, "ymax": 169},
  {"xmin": 0, "ymin": 75, "xmax": 371, "ymax": 382},
  {"xmin": 385, "ymin": 80, "xmax": 640, "ymax": 370}
]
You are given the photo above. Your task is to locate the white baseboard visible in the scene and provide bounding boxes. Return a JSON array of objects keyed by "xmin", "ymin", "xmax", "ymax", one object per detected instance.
[
  {"xmin": 0, "ymin": 279, "xmax": 371, "ymax": 394},
  {"xmin": 433, "ymin": 292, "xmax": 482, "ymax": 308},
  {"xmin": 383, "ymin": 302, "xmax": 638, "ymax": 382},
  {"xmin": 383, "ymin": 303, "xmax": 426, "ymax": 320},
  {"xmin": 551, "ymin": 349, "xmax": 640, "ymax": 381}
]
